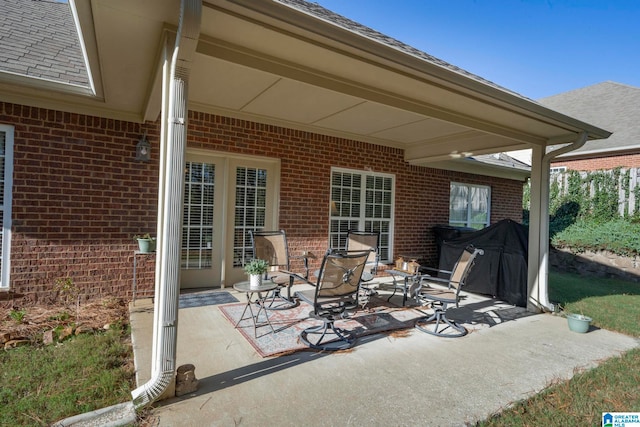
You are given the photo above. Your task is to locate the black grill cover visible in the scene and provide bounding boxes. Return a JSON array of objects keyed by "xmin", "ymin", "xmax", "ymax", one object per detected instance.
[{"xmin": 437, "ymin": 219, "xmax": 528, "ymax": 307}]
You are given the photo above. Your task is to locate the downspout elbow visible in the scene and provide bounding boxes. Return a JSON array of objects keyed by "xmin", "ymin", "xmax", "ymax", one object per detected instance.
[{"xmin": 543, "ymin": 131, "xmax": 588, "ymax": 165}]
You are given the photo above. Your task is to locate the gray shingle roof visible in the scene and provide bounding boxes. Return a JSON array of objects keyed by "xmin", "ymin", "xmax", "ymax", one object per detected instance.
[
  {"xmin": 539, "ymin": 81, "xmax": 640, "ymax": 156},
  {"xmin": 0, "ymin": 0, "xmax": 89, "ymax": 87},
  {"xmin": 471, "ymin": 152, "xmax": 531, "ymax": 172}
]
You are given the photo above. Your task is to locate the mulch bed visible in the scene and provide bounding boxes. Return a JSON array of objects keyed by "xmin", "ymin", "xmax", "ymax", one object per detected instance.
[{"xmin": 1, "ymin": 298, "xmax": 130, "ymax": 346}]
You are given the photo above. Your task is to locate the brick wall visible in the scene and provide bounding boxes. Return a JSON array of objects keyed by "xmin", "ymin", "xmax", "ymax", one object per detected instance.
[
  {"xmin": 551, "ymin": 152, "xmax": 640, "ymax": 171},
  {"xmin": 1, "ymin": 102, "xmax": 524, "ymax": 304},
  {"xmin": 1, "ymin": 103, "xmax": 160, "ymax": 304}
]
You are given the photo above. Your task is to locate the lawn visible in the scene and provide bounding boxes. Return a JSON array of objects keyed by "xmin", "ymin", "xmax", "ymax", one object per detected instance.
[
  {"xmin": 478, "ymin": 270, "xmax": 640, "ymax": 426},
  {"xmin": 0, "ymin": 301, "xmax": 135, "ymax": 426}
]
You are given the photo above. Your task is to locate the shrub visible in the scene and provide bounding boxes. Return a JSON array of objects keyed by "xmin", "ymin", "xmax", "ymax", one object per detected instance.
[{"xmin": 552, "ymin": 219, "xmax": 640, "ymax": 256}]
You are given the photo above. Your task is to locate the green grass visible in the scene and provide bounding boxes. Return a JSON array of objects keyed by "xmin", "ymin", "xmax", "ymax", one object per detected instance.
[
  {"xmin": 478, "ymin": 270, "xmax": 640, "ymax": 426},
  {"xmin": 0, "ymin": 327, "xmax": 135, "ymax": 426}
]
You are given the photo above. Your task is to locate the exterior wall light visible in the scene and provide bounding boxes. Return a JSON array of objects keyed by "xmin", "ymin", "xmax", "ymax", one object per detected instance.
[{"xmin": 136, "ymin": 132, "xmax": 151, "ymax": 162}]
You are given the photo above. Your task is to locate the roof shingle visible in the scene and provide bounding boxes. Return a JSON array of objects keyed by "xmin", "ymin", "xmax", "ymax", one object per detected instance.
[{"xmin": 0, "ymin": 0, "xmax": 89, "ymax": 87}]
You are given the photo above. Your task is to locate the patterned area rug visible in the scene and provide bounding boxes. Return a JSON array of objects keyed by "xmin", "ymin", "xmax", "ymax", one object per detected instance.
[
  {"xmin": 179, "ymin": 290, "xmax": 238, "ymax": 309},
  {"xmin": 218, "ymin": 297, "xmax": 426, "ymax": 357}
]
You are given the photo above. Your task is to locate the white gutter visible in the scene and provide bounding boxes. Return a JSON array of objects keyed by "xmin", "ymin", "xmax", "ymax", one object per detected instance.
[
  {"xmin": 531, "ymin": 131, "xmax": 588, "ymax": 312},
  {"xmin": 132, "ymin": 0, "xmax": 201, "ymax": 408}
]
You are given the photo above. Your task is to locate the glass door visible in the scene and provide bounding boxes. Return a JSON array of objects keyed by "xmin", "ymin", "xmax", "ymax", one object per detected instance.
[
  {"xmin": 223, "ymin": 158, "xmax": 279, "ymax": 287},
  {"xmin": 180, "ymin": 154, "xmax": 224, "ymax": 288},
  {"xmin": 180, "ymin": 152, "xmax": 279, "ymax": 289}
]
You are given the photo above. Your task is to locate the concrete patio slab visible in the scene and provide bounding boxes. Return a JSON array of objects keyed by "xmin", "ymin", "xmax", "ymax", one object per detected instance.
[{"xmin": 130, "ymin": 284, "xmax": 639, "ymax": 426}]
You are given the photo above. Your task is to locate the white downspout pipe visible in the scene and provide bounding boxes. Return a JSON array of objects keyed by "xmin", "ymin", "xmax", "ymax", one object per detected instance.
[
  {"xmin": 527, "ymin": 131, "xmax": 587, "ymax": 312},
  {"xmin": 132, "ymin": 0, "xmax": 201, "ymax": 408}
]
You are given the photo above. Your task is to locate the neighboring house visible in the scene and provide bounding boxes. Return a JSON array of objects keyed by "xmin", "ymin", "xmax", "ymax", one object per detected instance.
[
  {"xmin": 0, "ymin": 0, "xmax": 608, "ymax": 312},
  {"xmin": 539, "ymin": 81, "xmax": 640, "ymax": 171}
]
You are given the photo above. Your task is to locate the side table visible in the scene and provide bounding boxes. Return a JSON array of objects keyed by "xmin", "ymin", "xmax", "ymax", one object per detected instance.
[
  {"xmin": 385, "ymin": 269, "xmax": 429, "ymax": 306},
  {"xmin": 232, "ymin": 280, "xmax": 278, "ymax": 337}
]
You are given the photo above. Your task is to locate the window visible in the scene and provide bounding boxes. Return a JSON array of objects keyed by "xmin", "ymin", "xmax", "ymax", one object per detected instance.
[
  {"xmin": 182, "ymin": 161, "xmax": 215, "ymax": 269},
  {"xmin": 0, "ymin": 125, "xmax": 13, "ymax": 289},
  {"xmin": 550, "ymin": 166, "xmax": 567, "ymax": 174},
  {"xmin": 449, "ymin": 182, "xmax": 490, "ymax": 229},
  {"xmin": 329, "ymin": 168, "xmax": 394, "ymax": 263}
]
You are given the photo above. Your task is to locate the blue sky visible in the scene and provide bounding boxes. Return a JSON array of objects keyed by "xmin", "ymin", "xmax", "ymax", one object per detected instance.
[{"xmin": 314, "ymin": 0, "xmax": 640, "ymax": 100}]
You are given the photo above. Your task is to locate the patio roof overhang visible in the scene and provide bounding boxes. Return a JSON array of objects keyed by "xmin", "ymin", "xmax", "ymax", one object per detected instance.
[{"xmin": 1, "ymin": 0, "xmax": 610, "ymax": 178}]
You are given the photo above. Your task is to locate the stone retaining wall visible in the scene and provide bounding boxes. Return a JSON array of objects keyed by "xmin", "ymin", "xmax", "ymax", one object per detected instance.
[{"xmin": 550, "ymin": 247, "xmax": 640, "ymax": 283}]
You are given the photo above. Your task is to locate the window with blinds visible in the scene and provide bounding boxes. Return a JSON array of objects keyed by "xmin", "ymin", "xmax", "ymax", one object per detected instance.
[
  {"xmin": 0, "ymin": 125, "xmax": 13, "ymax": 289},
  {"xmin": 233, "ymin": 167, "xmax": 267, "ymax": 268},
  {"xmin": 329, "ymin": 168, "xmax": 394, "ymax": 262},
  {"xmin": 182, "ymin": 161, "xmax": 215, "ymax": 269}
]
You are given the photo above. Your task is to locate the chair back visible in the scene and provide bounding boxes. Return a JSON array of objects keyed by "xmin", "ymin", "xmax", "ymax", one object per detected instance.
[
  {"xmin": 315, "ymin": 250, "xmax": 370, "ymax": 298},
  {"xmin": 345, "ymin": 230, "xmax": 380, "ymax": 274},
  {"xmin": 249, "ymin": 230, "xmax": 290, "ymax": 274},
  {"xmin": 449, "ymin": 245, "xmax": 484, "ymax": 292}
]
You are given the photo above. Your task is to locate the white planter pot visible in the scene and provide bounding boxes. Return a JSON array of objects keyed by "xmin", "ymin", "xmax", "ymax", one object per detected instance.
[{"xmin": 249, "ymin": 274, "xmax": 262, "ymax": 289}]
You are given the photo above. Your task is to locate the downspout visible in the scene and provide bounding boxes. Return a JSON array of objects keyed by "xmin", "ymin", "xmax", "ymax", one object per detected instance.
[
  {"xmin": 533, "ymin": 131, "xmax": 588, "ymax": 311},
  {"xmin": 132, "ymin": 0, "xmax": 201, "ymax": 408}
]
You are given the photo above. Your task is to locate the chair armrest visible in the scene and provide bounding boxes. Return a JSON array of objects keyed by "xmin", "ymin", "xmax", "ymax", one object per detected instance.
[
  {"xmin": 279, "ymin": 269, "xmax": 315, "ymax": 287},
  {"xmin": 419, "ymin": 266, "xmax": 452, "ymax": 276}
]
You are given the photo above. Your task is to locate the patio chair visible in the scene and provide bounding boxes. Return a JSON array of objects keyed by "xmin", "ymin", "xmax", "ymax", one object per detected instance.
[
  {"xmin": 249, "ymin": 230, "xmax": 302, "ymax": 310},
  {"xmin": 345, "ymin": 230, "xmax": 380, "ymax": 306},
  {"xmin": 346, "ymin": 230, "xmax": 380, "ymax": 279},
  {"xmin": 412, "ymin": 245, "xmax": 484, "ymax": 338},
  {"xmin": 294, "ymin": 249, "xmax": 370, "ymax": 351}
]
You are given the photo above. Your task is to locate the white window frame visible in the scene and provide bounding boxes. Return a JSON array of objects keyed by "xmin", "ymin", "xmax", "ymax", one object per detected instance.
[
  {"xmin": 329, "ymin": 167, "xmax": 394, "ymax": 263},
  {"xmin": 449, "ymin": 182, "xmax": 491, "ymax": 229},
  {"xmin": 0, "ymin": 125, "xmax": 14, "ymax": 289}
]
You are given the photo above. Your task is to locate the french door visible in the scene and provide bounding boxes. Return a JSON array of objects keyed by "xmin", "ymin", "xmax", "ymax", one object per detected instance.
[{"xmin": 181, "ymin": 151, "xmax": 279, "ymax": 288}]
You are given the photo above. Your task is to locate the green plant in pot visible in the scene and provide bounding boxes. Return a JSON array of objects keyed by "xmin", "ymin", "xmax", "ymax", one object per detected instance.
[
  {"xmin": 244, "ymin": 259, "xmax": 269, "ymax": 289},
  {"xmin": 133, "ymin": 233, "xmax": 156, "ymax": 253}
]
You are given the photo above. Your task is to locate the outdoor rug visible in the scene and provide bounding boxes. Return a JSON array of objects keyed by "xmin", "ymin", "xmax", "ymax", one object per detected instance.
[
  {"xmin": 218, "ymin": 297, "xmax": 426, "ymax": 357},
  {"xmin": 179, "ymin": 290, "xmax": 238, "ymax": 309}
]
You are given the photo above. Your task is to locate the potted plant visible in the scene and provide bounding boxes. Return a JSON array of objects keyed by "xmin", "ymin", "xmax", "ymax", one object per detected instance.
[
  {"xmin": 556, "ymin": 304, "xmax": 592, "ymax": 333},
  {"xmin": 243, "ymin": 259, "xmax": 269, "ymax": 289},
  {"xmin": 134, "ymin": 233, "xmax": 156, "ymax": 253},
  {"xmin": 566, "ymin": 312, "xmax": 592, "ymax": 333}
]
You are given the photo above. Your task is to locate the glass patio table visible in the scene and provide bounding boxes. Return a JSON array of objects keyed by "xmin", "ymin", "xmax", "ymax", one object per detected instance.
[{"xmin": 232, "ymin": 280, "xmax": 278, "ymax": 337}]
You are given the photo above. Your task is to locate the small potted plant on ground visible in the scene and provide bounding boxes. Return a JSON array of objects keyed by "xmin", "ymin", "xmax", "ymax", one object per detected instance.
[
  {"xmin": 134, "ymin": 233, "xmax": 156, "ymax": 253},
  {"xmin": 557, "ymin": 304, "xmax": 592, "ymax": 333},
  {"xmin": 566, "ymin": 312, "xmax": 592, "ymax": 333},
  {"xmin": 244, "ymin": 259, "xmax": 269, "ymax": 289}
]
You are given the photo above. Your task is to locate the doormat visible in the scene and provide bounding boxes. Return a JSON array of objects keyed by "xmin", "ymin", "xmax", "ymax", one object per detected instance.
[
  {"xmin": 179, "ymin": 290, "xmax": 238, "ymax": 309},
  {"xmin": 218, "ymin": 297, "xmax": 426, "ymax": 357}
]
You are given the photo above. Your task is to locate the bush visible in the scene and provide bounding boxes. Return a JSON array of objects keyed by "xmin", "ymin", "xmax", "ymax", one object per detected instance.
[{"xmin": 552, "ymin": 219, "xmax": 640, "ymax": 256}]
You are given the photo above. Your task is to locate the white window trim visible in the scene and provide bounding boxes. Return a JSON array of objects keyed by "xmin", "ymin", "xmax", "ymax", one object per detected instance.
[
  {"xmin": 449, "ymin": 182, "xmax": 491, "ymax": 229},
  {"xmin": 0, "ymin": 125, "xmax": 14, "ymax": 289},
  {"xmin": 329, "ymin": 167, "xmax": 395, "ymax": 263}
]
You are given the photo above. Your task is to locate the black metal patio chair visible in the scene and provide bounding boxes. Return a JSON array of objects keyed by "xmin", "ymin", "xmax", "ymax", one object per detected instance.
[
  {"xmin": 412, "ymin": 245, "xmax": 484, "ymax": 338},
  {"xmin": 294, "ymin": 249, "xmax": 370, "ymax": 351}
]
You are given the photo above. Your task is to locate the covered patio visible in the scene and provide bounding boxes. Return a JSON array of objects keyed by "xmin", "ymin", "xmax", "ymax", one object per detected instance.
[
  {"xmin": 66, "ymin": 0, "xmax": 613, "ymax": 409},
  {"xmin": 129, "ymin": 283, "xmax": 639, "ymax": 426}
]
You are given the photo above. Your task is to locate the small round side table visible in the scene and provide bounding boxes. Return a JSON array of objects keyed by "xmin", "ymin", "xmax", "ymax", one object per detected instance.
[{"xmin": 232, "ymin": 280, "xmax": 278, "ymax": 337}]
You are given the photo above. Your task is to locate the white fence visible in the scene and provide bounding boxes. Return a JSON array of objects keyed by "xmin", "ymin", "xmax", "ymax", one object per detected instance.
[{"xmin": 550, "ymin": 167, "xmax": 640, "ymax": 217}]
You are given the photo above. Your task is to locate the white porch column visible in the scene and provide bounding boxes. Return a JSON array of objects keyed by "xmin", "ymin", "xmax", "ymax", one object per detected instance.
[
  {"xmin": 527, "ymin": 133, "xmax": 588, "ymax": 313},
  {"xmin": 527, "ymin": 144, "xmax": 549, "ymax": 312}
]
